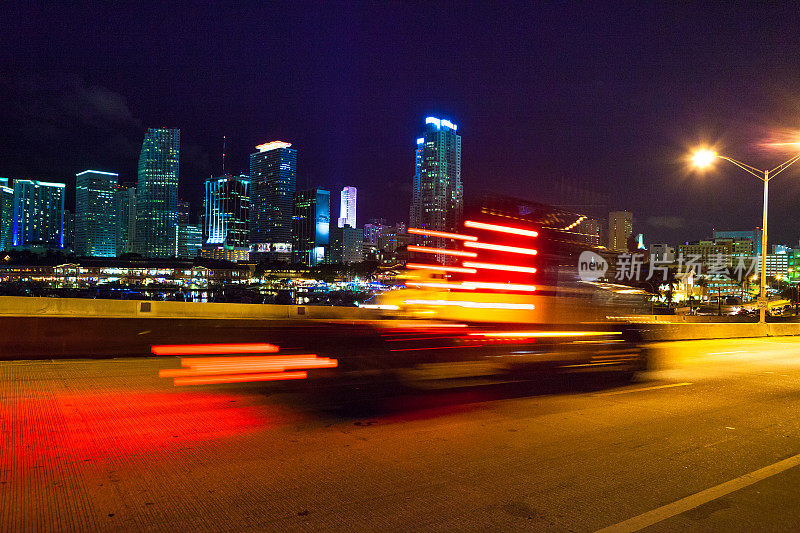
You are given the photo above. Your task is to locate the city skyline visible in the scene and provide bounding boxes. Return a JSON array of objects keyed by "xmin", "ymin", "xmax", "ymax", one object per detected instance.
[{"xmin": 8, "ymin": 4, "xmax": 800, "ymax": 246}]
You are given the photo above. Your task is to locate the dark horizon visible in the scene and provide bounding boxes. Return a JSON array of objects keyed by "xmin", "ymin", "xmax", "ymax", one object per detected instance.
[{"xmin": 4, "ymin": 3, "xmax": 800, "ymax": 246}]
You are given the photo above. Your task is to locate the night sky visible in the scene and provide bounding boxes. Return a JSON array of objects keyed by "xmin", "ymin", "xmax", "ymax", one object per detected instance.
[{"xmin": 4, "ymin": 3, "xmax": 800, "ymax": 245}]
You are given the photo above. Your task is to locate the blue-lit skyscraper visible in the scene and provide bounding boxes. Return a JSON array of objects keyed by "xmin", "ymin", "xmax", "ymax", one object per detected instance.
[
  {"xmin": 410, "ymin": 117, "xmax": 462, "ymax": 251},
  {"xmin": 12, "ymin": 180, "xmax": 65, "ymax": 249},
  {"xmin": 203, "ymin": 174, "xmax": 251, "ymax": 247},
  {"xmin": 292, "ymin": 188, "xmax": 330, "ymax": 266},
  {"xmin": 249, "ymin": 141, "xmax": 296, "ymax": 260},
  {"xmin": 136, "ymin": 128, "xmax": 180, "ymax": 257},
  {"xmin": 0, "ymin": 179, "xmax": 13, "ymax": 251},
  {"xmin": 75, "ymin": 170, "xmax": 118, "ymax": 257}
]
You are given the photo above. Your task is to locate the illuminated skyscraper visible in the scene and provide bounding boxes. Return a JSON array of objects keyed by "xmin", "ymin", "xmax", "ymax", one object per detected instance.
[
  {"xmin": 337, "ymin": 186, "xmax": 357, "ymax": 228},
  {"xmin": 175, "ymin": 223, "xmax": 202, "ymax": 258},
  {"xmin": 203, "ymin": 174, "xmax": 251, "ymax": 247},
  {"xmin": 292, "ymin": 188, "xmax": 330, "ymax": 266},
  {"xmin": 410, "ymin": 117, "xmax": 462, "ymax": 252},
  {"xmin": 608, "ymin": 210, "xmax": 633, "ymax": 251},
  {"xmin": 136, "ymin": 128, "xmax": 180, "ymax": 257},
  {"xmin": 330, "ymin": 225, "xmax": 363, "ymax": 264},
  {"xmin": 63, "ymin": 209, "xmax": 74, "ymax": 249},
  {"xmin": 12, "ymin": 180, "xmax": 65, "ymax": 249},
  {"xmin": 364, "ymin": 218, "xmax": 386, "ymax": 244},
  {"xmin": 0, "ymin": 179, "xmax": 13, "ymax": 250},
  {"xmin": 116, "ymin": 183, "xmax": 136, "ymax": 256},
  {"xmin": 249, "ymin": 141, "xmax": 296, "ymax": 260},
  {"xmin": 75, "ymin": 170, "xmax": 118, "ymax": 257}
]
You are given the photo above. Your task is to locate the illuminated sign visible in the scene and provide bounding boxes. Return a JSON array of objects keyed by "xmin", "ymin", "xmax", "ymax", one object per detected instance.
[{"xmin": 251, "ymin": 243, "xmax": 292, "ymax": 253}]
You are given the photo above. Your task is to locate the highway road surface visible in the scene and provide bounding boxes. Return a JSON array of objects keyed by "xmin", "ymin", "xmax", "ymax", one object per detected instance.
[{"xmin": 4, "ymin": 337, "xmax": 800, "ymax": 531}]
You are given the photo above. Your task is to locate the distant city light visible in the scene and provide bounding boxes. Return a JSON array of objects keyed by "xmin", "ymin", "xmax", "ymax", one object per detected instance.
[
  {"xmin": 255, "ymin": 141, "xmax": 292, "ymax": 152},
  {"xmin": 425, "ymin": 117, "xmax": 441, "ymax": 128},
  {"xmin": 424, "ymin": 117, "xmax": 458, "ymax": 131},
  {"xmin": 75, "ymin": 170, "xmax": 119, "ymax": 177}
]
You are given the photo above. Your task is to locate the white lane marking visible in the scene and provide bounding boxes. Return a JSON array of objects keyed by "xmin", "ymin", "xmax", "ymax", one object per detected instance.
[
  {"xmin": 596, "ymin": 452, "xmax": 800, "ymax": 532},
  {"xmin": 593, "ymin": 382, "xmax": 692, "ymax": 397}
]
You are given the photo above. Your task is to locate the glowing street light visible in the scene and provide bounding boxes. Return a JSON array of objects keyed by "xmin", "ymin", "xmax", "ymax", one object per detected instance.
[
  {"xmin": 691, "ymin": 146, "xmax": 800, "ymax": 323},
  {"xmin": 691, "ymin": 149, "xmax": 717, "ymax": 169}
]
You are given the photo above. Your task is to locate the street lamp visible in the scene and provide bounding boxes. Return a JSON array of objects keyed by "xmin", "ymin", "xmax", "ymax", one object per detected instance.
[{"xmin": 691, "ymin": 148, "xmax": 800, "ymax": 323}]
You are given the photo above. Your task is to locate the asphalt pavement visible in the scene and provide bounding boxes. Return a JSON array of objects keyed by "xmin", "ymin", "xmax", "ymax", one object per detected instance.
[{"xmin": 4, "ymin": 337, "xmax": 800, "ymax": 531}]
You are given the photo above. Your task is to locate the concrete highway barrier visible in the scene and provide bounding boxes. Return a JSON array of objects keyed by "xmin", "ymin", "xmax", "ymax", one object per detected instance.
[
  {"xmin": 2, "ymin": 296, "xmax": 800, "ymax": 359},
  {"xmin": 0, "ymin": 295, "xmax": 380, "ymax": 320}
]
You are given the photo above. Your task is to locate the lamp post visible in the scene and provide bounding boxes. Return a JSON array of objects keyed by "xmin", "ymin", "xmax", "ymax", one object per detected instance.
[{"xmin": 692, "ymin": 148, "xmax": 800, "ymax": 323}]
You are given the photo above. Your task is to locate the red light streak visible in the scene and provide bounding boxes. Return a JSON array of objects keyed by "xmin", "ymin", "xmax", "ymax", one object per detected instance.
[
  {"xmin": 385, "ymin": 335, "xmax": 464, "ymax": 342},
  {"xmin": 381, "ymin": 323, "xmax": 468, "ymax": 330},
  {"xmin": 462, "ymin": 281, "xmax": 537, "ymax": 292},
  {"xmin": 468, "ymin": 331, "xmax": 622, "ymax": 338},
  {"xmin": 160, "ymin": 355, "xmax": 338, "ymax": 377},
  {"xmin": 173, "ymin": 371, "xmax": 308, "ymax": 386},
  {"xmin": 157, "ymin": 346, "xmax": 339, "ymax": 386},
  {"xmin": 406, "ymin": 263, "xmax": 477, "ymax": 273},
  {"xmin": 405, "ymin": 281, "xmax": 473, "ymax": 290},
  {"xmin": 408, "ymin": 245, "xmax": 477, "ymax": 257},
  {"xmin": 407, "ymin": 227, "xmax": 478, "ymax": 241},
  {"xmin": 464, "ymin": 241, "xmax": 538, "ymax": 255},
  {"xmin": 151, "ymin": 343, "xmax": 279, "ymax": 356},
  {"xmin": 464, "ymin": 220, "xmax": 538, "ymax": 237},
  {"xmin": 405, "ymin": 280, "xmax": 538, "ymax": 292},
  {"xmin": 179, "ymin": 355, "xmax": 321, "ymax": 366},
  {"xmin": 462, "ymin": 261, "xmax": 537, "ymax": 274},
  {"xmin": 403, "ymin": 299, "xmax": 535, "ymax": 310},
  {"xmin": 389, "ymin": 344, "xmax": 486, "ymax": 352}
]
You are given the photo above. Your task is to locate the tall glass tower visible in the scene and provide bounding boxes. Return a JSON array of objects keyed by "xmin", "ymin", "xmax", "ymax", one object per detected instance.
[
  {"xmin": 203, "ymin": 174, "xmax": 251, "ymax": 247},
  {"xmin": 136, "ymin": 128, "xmax": 180, "ymax": 257},
  {"xmin": 410, "ymin": 117, "xmax": 462, "ymax": 251},
  {"xmin": 249, "ymin": 141, "xmax": 296, "ymax": 260},
  {"xmin": 115, "ymin": 183, "xmax": 136, "ymax": 256},
  {"xmin": 608, "ymin": 210, "xmax": 633, "ymax": 251},
  {"xmin": 0, "ymin": 179, "xmax": 13, "ymax": 251},
  {"xmin": 337, "ymin": 186, "xmax": 357, "ymax": 228},
  {"xmin": 12, "ymin": 180, "xmax": 65, "ymax": 249},
  {"xmin": 292, "ymin": 188, "xmax": 330, "ymax": 266},
  {"xmin": 75, "ymin": 170, "xmax": 118, "ymax": 257}
]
